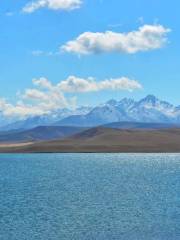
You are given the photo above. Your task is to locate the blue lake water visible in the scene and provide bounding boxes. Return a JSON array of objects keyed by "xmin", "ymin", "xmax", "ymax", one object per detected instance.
[{"xmin": 0, "ymin": 153, "xmax": 180, "ymax": 240}]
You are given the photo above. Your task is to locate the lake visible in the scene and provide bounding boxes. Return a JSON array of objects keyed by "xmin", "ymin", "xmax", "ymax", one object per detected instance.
[{"xmin": 0, "ymin": 153, "xmax": 180, "ymax": 239}]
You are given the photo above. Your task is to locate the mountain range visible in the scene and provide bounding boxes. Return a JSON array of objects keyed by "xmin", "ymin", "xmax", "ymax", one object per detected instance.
[{"xmin": 1, "ymin": 95, "xmax": 180, "ymax": 131}]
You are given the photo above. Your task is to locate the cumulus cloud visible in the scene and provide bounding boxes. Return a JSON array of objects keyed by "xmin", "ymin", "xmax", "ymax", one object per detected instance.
[
  {"xmin": 61, "ymin": 24, "xmax": 171, "ymax": 55},
  {"xmin": 22, "ymin": 0, "xmax": 82, "ymax": 13},
  {"xmin": 0, "ymin": 78, "xmax": 73, "ymax": 118},
  {"xmin": 1, "ymin": 101, "xmax": 48, "ymax": 117},
  {"xmin": 23, "ymin": 89, "xmax": 49, "ymax": 101},
  {"xmin": 58, "ymin": 76, "xmax": 142, "ymax": 92},
  {"xmin": 32, "ymin": 77, "xmax": 53, "ymax": 89},
  {"xmin": 0, "ymin": 75, "xmax": 142, "ymax": 118}
]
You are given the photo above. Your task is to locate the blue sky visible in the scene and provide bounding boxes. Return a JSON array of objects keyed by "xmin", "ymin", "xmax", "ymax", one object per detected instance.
[{"xmin": 0, "ymin": 0, "xmax": 180, "ymax": 117}]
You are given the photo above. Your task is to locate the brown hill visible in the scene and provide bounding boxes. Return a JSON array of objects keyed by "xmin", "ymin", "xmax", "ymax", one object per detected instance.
[{"xmin": 1, "ymin": 127, "xmax": 180, "ymax": 153}]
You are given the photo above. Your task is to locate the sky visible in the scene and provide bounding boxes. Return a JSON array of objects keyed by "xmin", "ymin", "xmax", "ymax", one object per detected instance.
[{"xmin": 0, "ymin": 0, "xmax": 180, "ymax": 118}]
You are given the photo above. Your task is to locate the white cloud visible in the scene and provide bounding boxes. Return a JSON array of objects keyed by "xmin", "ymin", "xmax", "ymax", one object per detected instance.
[
  {"xmin": 32, "ymin": 77, "xmax": 53, "ymax": 89},
  {"xmin": 58, "ymin": 76, "xmax": 142, "ymax": 92},
  {"xmin": 0, "ymin": 75, "xmax": 142, "ymax": 118},
  {"xmin": 22, "ymin": 0, "xmax": 82, "ymax": 13},
  {"xmin": 23, "ymin": 89, "xmax": 49, "ymax": 101},
  {"xmin": 61, "ymin": 24, "xmax": 171, "ymax": 55},
  {"xmin": 0, "ymin": 78, "xmax": 72, "ymax": 118},
  {"xmin": 2, "ymin": 102, "xmax": 48, "ymax": 117}
]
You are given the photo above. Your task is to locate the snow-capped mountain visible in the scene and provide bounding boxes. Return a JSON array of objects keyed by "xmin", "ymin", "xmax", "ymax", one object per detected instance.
[
  {"xmin": 126, "ymin": 95, "xmax": 176, "ymax": 123},
  {"xmin": 55, "ymin": 105, "xmax": 131, "ymax": 127},
  {"xmin": 55, "ymin": 95, "xmax": 179, "ymax": 127},
  {"xmin": 1, "ymin": 95, "xmax": 180, "ymax": 130},
  {"xmin": 137, "ymin": 95, "xmax": 174, "ymax": 115},
  {"xmin": 1, "ymin": 106, "xmax": 92, "ymax": 131}
]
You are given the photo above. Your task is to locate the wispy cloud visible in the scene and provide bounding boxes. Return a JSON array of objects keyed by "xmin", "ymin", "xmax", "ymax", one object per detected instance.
[
  {"xmin": 22, "ymin": 0, "xmax": 82, "ymax": 13},
  {"xmin": 137, "ymin": 17, "xmax": 144, "ymax": 25},
  {"xmin": 61, "ymin": 24, "xmax": 171, "ymax": 55},
  {"xmin": 31, "ymin": 50, "xmax": 59, "ymax": 57},
  {"xmin": 31, "ymin": 50, "xmax": 44, "ymax": 56},
  {"xmin": 5, "ymin": 12, "xmax": 15, "ymax": 17},
  {"xmin": 108, "ymin": 23, "xmax": 123, "ymax": 29}
]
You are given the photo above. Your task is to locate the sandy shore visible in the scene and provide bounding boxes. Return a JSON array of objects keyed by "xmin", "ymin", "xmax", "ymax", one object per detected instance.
[{"xmin": 0, "ymin": 142, "xmax": 33, "ymax": 148}]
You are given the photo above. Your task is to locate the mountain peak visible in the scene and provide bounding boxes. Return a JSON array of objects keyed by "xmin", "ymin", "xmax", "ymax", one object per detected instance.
[
  {"xmin": 120, "ymin": 97, "xmax": 135, "ymax": 104},
  {"xmin": 140, "ymin": 95, "xmax": 158, "ymax": 103},
  {"xmin": 106, "ymin": 99, "xmax": 118, "ymax": 106}
]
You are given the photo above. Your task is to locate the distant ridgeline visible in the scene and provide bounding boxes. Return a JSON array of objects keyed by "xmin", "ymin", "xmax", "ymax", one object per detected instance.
[{"xmin": 1, "ymin": 95, "xmax": 180, "ymax": 131}]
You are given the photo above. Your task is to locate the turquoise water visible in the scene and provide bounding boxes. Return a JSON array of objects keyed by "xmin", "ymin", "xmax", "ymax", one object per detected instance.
[{"xmin": 0, "ymin": 154, "xmax": 180, "ymax": 240}]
